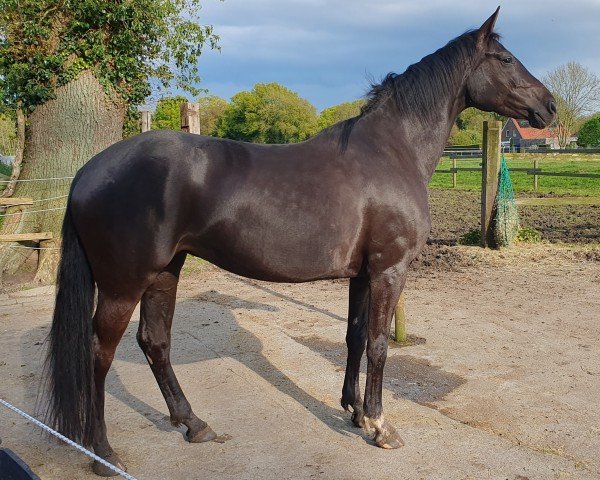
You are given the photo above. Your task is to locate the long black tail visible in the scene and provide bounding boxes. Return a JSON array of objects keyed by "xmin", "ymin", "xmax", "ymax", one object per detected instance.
[{"xmin": 46, "ymin": 199, "xmax": 96, "ymax": 445}]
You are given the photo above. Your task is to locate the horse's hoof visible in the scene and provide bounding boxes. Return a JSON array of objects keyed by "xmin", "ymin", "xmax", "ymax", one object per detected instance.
[
  {"xmin": 340, "ymin": 398, "xmax": 366, "ymax": 429},
  {"xmin": 351, "ymin": 410, "xmax": 366, "ymax": 429},
  {"xmin": 92, "ymin": 452, "xmax": 126, "ymax": 477},
  {"xmin": 374, "ymin": 425, "xmax": 404, "ymax": 449},
  {"xmin": 187, "ymin": 424, "xmax": 217, "ymax": 443}
]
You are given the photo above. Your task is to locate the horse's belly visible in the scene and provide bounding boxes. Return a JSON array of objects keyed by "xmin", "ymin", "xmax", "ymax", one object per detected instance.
[{"xmin": 185, "ymin": 223, "xmax": 363, "ymax": 283}]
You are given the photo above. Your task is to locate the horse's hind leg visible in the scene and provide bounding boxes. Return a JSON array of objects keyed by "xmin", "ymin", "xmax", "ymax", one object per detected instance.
[
  {"xmin": 91, "ymin": 291, "xmax": 141, "ymax": 476},
  {"xmin": 137, "ymin": 252, "xmax": 217, "ymax": 444},
  {"xmin": 341, "ymin": 276, "xmax": 370, "ymax": 428}
]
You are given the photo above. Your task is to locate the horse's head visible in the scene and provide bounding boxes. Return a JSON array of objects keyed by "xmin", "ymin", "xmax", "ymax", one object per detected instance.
[{"xmin": 466, "ymin": 7, "xmax": 556, "ymax": 128}]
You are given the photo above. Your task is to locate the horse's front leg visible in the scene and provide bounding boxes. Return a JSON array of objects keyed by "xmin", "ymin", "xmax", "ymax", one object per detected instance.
[{"xmin": 363, "ymin": 267, "xmax": 406, "ymax": 449}]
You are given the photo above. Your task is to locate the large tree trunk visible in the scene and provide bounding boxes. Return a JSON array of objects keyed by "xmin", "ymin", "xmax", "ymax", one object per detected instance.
[{"xmin": 0, "ymin": 71, "xmax": 125, "ymax": 285}]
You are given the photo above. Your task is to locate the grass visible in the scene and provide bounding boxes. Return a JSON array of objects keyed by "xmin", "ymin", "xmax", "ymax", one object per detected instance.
[
  {"xmin": 181, "ymin": 255, "xmax": 207, "ymax": 275},
  {"xmin": 431, "ymin": 153, "xmax": 600, "ymax": 196}
]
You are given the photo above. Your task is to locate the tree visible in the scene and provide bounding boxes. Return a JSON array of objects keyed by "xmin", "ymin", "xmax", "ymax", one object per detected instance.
[
  {"xmin": 318, "ymin": 100, "xmax": 364, "ymax": 130},
  {"xmin": 448, "ymin": 127, "xmax": 480, "ymax": 146},
  {"xmin": 0, "ymin": 113, "xmax": 16, "ymax": 157},
  {"xmin": 149, "ymin": 94, "xmax": 226, "ymax": 135},
  {"xmin": 215, "ymin": 83, "xmax": 318, "ymax": 144},
  {"xmin": 544, "ymin": 62, "xmax": 600, "ymax": 149},
  {"xmin": 0, "ymin": 0, "xmax": 219, "ymax": 283},
  {"xmin": 577, "ymin": 115, "xmax": 600, "ymax": 147},
  {"xmin": 152, "ymin": 95, "xmax": 190, "ymax": 131},
  {"xmin": 448, "ymin": 108, "xmax": 503, "ymax": 146},
  {"xmin": 198, "ymin": 95, "xmax": 228, "ymax": 136}
]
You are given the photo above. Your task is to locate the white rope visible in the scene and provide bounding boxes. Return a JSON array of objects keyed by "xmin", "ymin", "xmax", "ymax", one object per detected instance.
[
  {"xmin": 0, "ymin": 206, "xmax": 66, "ymax": 217},
  {"xmin": 0, "ymin": 176, "xmax": 74, "ymax": 184},
  {"xmin": 0, "ymin": 398, "xmax": 138, "ymax": 480}
]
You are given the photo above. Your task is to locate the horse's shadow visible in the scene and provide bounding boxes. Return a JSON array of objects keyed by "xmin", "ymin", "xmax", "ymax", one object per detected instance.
[
  {"xmin": 108, "ymin": 291, "xmax": 357, "ymax": 440},
  {"xmin": 20, "ymin": 283, "xmax": 465, "ymax": 447}
]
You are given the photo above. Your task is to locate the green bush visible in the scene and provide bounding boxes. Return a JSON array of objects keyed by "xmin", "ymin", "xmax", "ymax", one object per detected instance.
[
  {"xmin": 458, "ymin": 228, "xmax": 481, "ymax": 245},
  {"xmin": 577, "ymin": 116, "xmax": 600, "ymax": 147},
  {"xmin": 515, "ymin": 226, "xmax": 542, "ymax": 243},
  {"xmin": 0, "ymin": 162, "xmax": 12, "ymax": 177}
]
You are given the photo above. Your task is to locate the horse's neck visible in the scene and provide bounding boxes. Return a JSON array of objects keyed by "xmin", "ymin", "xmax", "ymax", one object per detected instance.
[{"xmin": 375, "ymin": 90, "xmax": 467, "ymax": 183}]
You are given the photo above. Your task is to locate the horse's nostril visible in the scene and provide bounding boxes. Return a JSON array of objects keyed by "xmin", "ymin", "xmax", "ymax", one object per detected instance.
[{"xmin": 549, "ymin": 101, "xmax": 557, "ymax": 114}]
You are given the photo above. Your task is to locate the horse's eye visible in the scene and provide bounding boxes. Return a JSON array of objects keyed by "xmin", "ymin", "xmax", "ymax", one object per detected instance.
[{"xmin": 501, "ymin": 56, "xmax": 513, "ymax": 64}]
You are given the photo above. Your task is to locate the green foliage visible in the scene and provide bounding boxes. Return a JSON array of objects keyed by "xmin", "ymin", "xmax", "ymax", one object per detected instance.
[
  {"xmin": 448, "ymin": 108, "xmax": 504, "ymax": 146},
  {"xmin": 123, "ymin": 107, "xmax": 142, "ymax": 138},
  {"xmin": 0, "ymin": 0, "xmax": 220, "ymax": 112},
  {"xmin": 153, "ymin": 95, "xmax": 189, "ymax": 131},
  {"xmin": 0, "ymin": 162, "xmax": 11, "ymax": 177},
  {"xmin": 515, "ymin": 226, "xmax": 542, "ymax": 243},
  {"xmin": 318, "ymin": 100, "xmax": 364, "ymax": 130},
  {"xmin": 458, "ymin": 228, "xmax": 481, "ymax": 245},
  {"xmin": 449, "ymin": 128, "xmax": 480, "ymax": 146},
  {"xmin": 0, "ymin": 113, "xmax": 16, "ymax": 155},
  {"xmin": 577, "ymin": 116, "xmax": 600, "ymax": 147},
  {"xmin": 216, "ymin": 83, "xmax": 319, "ymax": 144},
  {"xmin": 198, "ymin": 95, "xmax": 228, "ymax": 136}
]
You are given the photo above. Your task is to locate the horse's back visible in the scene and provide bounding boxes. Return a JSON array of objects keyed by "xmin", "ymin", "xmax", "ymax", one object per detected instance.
[
  {"xmin": 68, "ymin": 131, "xmax": 368, "ymax": 285},
  {"xmin": 69, "ymin": 129, "xmax": 430, "ymax": 286}
]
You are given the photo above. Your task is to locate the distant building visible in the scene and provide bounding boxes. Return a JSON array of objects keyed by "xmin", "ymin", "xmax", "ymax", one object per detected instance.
[{"xmin": 502, "ymin": 118, "xmax": 566, "ymax": 150}]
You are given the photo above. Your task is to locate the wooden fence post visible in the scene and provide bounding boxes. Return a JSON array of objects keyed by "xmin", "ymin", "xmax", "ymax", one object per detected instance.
[
  {"xmin": 452, "ymin": 156, "xmax": 457, "ymax": 188},
  {"xmin": 180, "ymin": 102, "xmax": 200, "ymax": 134},
  {"xmin": 480, "ymin": 120, "xmax": 502, "ymax": 248},
  {"xmin": 140, "ymin": 110, "xmax": 152, "ymax": 132},
  {"xmin": 533, "ymin": 158, "xmax": 539, "ymax": 191},
  {"xmin": 394, "ymin": 292, "xmax": 406, "ymax": 343}
]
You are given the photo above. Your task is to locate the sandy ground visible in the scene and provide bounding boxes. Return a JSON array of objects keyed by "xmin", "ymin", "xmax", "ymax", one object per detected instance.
[{"xmin": 1, "ymin": 245, "xmax": 599, "ymax": 480}]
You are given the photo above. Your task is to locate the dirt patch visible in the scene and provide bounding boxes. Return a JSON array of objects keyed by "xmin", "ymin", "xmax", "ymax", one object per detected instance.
[{"xmin": 428, "ymin": 189, "xmax": 600, "ymax": 245}]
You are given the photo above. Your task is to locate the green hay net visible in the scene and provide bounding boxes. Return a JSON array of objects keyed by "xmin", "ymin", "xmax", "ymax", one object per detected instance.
[{"xmin": 494, "ymin": 154, "xmax": 519, "ymax": 247}]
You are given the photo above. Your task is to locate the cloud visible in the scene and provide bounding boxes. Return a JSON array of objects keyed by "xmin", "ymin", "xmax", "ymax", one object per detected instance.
[{"xmin": 196, "ymin": 0, "xmax": 600, "ymax": 110}]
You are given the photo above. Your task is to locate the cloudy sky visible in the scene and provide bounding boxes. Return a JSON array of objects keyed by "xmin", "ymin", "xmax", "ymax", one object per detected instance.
[{"xmin": 195, "ymin": 0, "xmax": 600, "ymax": 111}]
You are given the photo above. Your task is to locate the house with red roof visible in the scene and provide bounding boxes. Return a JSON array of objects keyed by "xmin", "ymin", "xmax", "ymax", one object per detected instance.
[{"xmin": 502, "ymin": 118, "xmax": 563, "ymax": 150}]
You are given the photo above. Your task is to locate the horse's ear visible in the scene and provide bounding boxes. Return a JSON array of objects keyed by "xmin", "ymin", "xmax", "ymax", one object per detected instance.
[{"xmin": 477, "ymin": 6, "xmax": 500, "ymax": 49}]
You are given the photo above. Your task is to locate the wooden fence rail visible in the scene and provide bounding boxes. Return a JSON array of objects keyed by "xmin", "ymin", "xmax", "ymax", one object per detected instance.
[
  {"xmin": 435, "ymin": 157, "xmax": 600, "ymax": 190},
  {"xmin": 525, "ymin": 147, "xmax": 600, "ymax": 154}
]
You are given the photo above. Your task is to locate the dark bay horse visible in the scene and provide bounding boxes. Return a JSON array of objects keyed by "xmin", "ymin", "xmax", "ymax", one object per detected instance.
[{"xmin": 46, "ymin": 8, "xmax": 555, "ymax": 476}]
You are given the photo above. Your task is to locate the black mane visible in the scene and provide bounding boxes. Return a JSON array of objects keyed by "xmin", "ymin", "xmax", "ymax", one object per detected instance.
[{"xmin": 339, "ymin": 30, "xmax": 500, "ymax": 149}]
